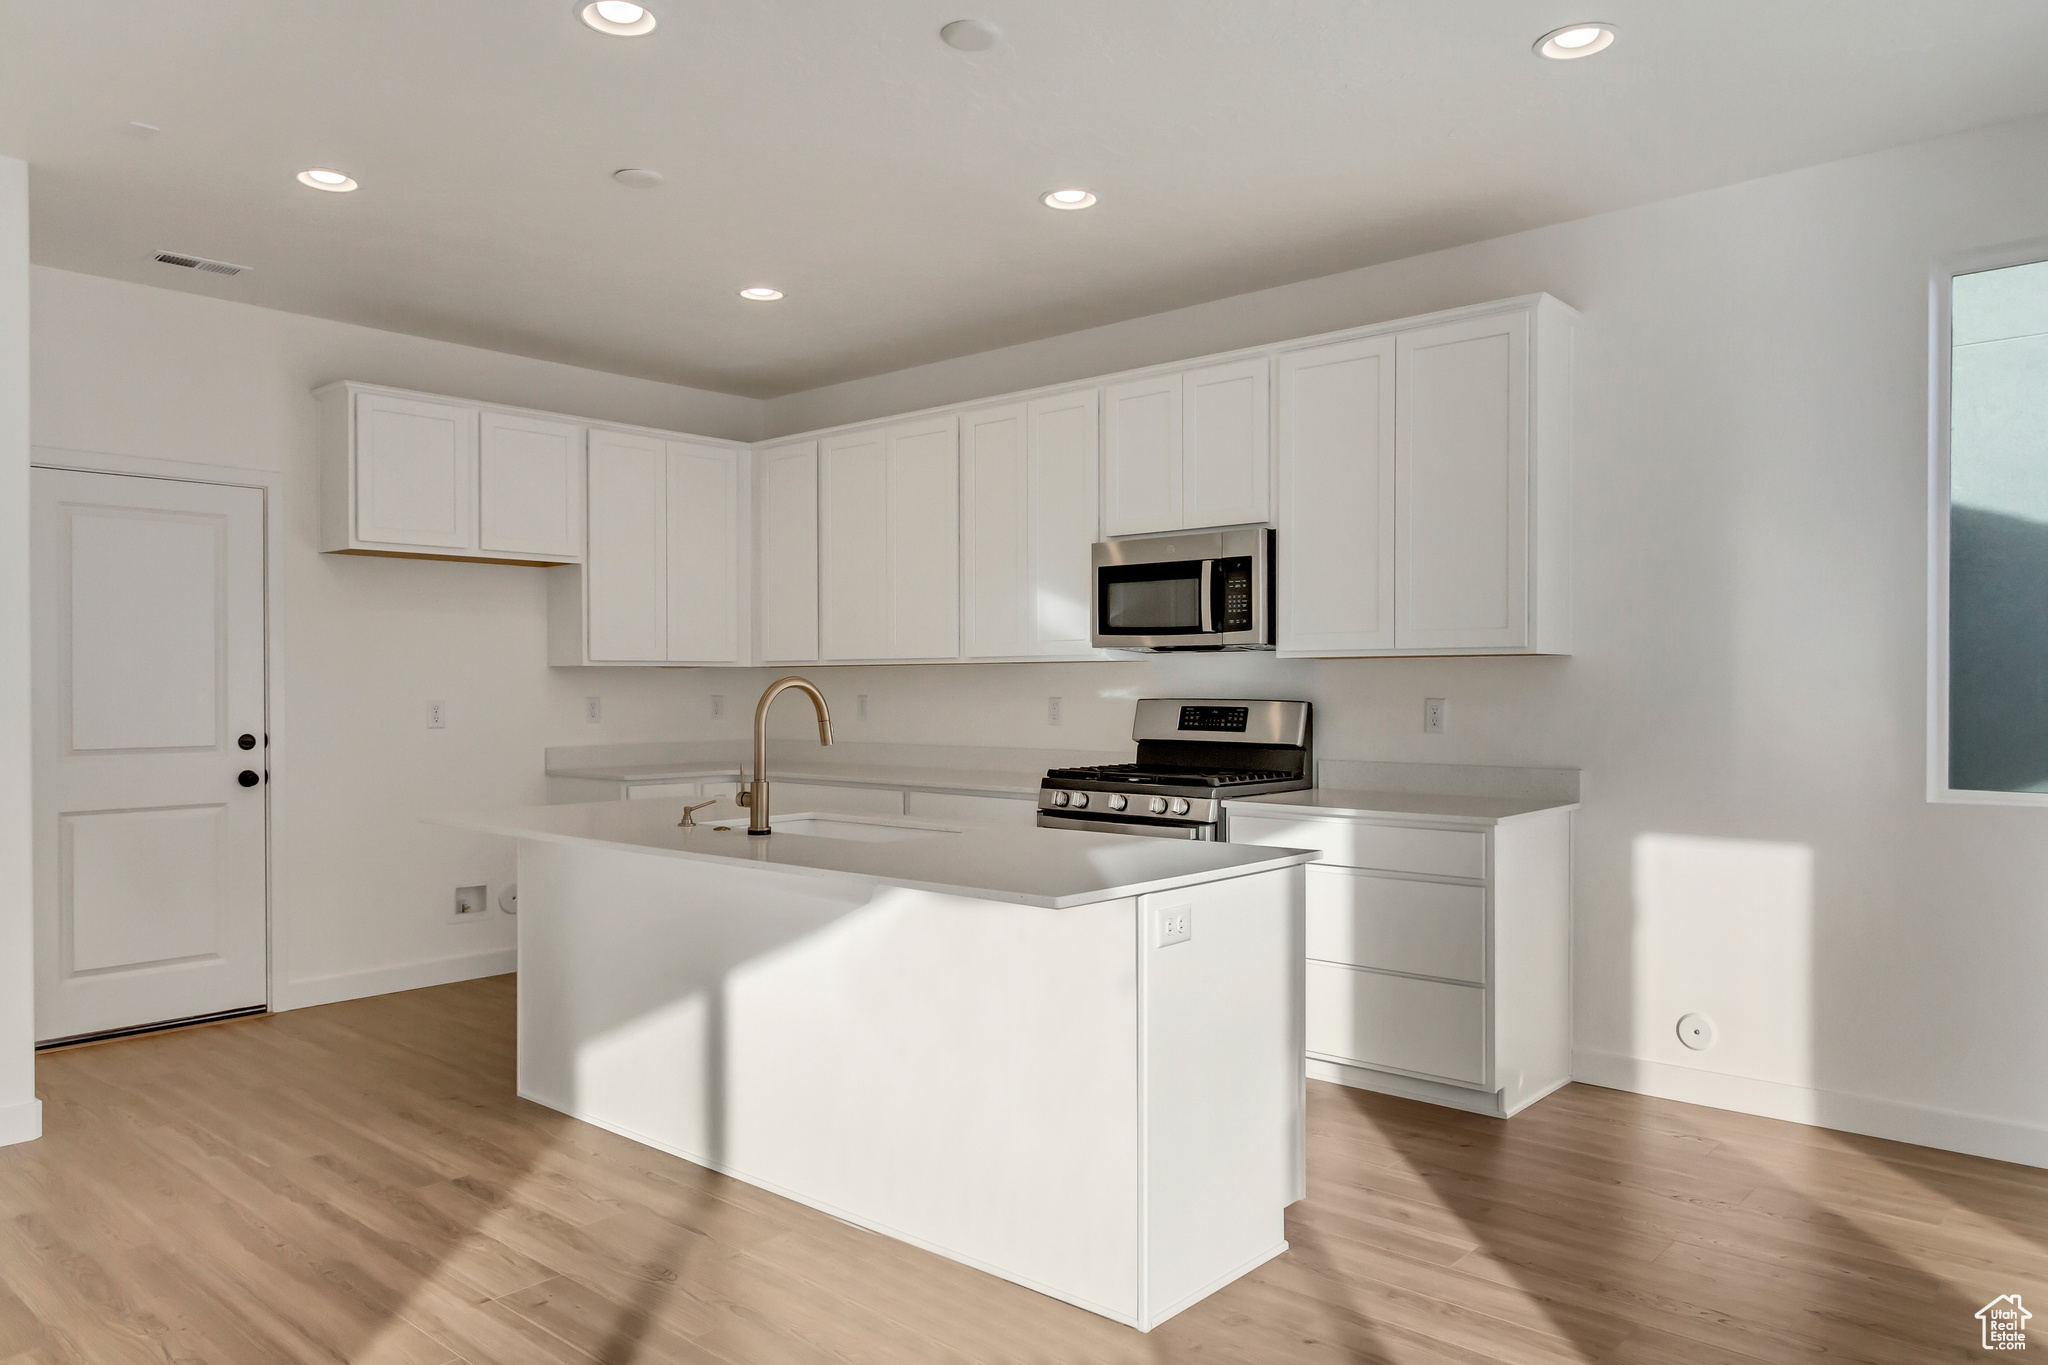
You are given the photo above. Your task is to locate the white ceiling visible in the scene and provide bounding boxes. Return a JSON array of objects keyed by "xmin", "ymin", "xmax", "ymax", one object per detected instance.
[{"xmin": 5, "ymin": 1, "xmax": 2048, "ymax": 398}]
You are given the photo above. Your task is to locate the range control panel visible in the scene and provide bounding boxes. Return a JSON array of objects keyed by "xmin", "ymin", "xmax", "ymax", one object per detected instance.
[
  {"xmin": 1178, "ymin": 704, "xmax": 1249, "ymax": 733},
  {"xmin": 1213, "ymin": 556, "xmax": 1255, "ymax": 632}
]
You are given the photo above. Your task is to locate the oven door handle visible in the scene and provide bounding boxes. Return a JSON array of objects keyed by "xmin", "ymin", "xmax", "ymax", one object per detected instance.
[
  {"xmin": 1036, "ymin": 812, "xmax": 1212, "ymax": 840},
  {"xmin": 1199, "ymin": 560, "xmax": 1214, "ymax": 635}
]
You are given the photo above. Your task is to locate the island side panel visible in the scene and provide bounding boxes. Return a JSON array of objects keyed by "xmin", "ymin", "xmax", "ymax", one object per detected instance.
[
  {"xmin": 515, "ymin": 838, "xmax": 1143, "ymax": 1324},
  {"xmin": 1137, "ymin": 863, "xmax": 1305, "ymax": 1329}
]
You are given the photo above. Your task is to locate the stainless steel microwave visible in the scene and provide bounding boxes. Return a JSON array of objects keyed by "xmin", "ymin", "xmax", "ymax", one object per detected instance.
[{"xmin": 1091, "ymin": 528, "xmax": 1274, "ymax": 651}]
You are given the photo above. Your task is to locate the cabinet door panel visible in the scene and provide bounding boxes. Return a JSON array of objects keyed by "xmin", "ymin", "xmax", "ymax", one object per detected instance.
[
  {"xmin": 1102, "ymin": 376, "xmax": 1182, "ymax": 537},
  {"xmin": 1183, "ymin": 359, "xmax": 1269, "ymax": 530},
  {"xmin": 1277, "ymin": 338, "xmax": 1396, "ymax": 652},
  {"xmin": 887, "ymin": 418, "xmax": 961, "ymax": 659},
  {"xmin": 961, "ymin": 403, "xmax": 1030, "ymax": 658},
  {"xmin": 1028, "ymin": 390, "xmax": 1100, "ymax": 653},
  {"xmin": 1397, "ymin": 312, "xmax": 1530, "ymax": 649},
  {"xmin": 666, "ymin": 442, "xmax": 741, "ymax": 664},
  {"xmin": 585, "ymin": 429, "xmax": 667, "ymax": 662},
  {"xmin": 756, "ymin": 442, "xmax": 819, "ymax": 663},
  {"xmin": 819, "ymin": 430, "xmax": 892, "ymax": 660},
  {"xmin": 355, "ymin": 393, "xmax": 475, "ymax": 549},
  {"xmin": 479, "ymin": 411, "xmax": 584, "ymax": 558}
]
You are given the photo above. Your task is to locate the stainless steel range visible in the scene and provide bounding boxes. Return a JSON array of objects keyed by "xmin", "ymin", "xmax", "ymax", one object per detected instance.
[{"xmin": 1037, "ymin": 698, "xmax": 1312, "ymax": 840}]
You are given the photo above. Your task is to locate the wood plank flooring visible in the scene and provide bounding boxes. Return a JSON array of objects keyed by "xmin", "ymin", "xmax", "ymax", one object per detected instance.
[{"xmin": 1, "ymin": 974, "xmax": 2040, "ymax": 1364}]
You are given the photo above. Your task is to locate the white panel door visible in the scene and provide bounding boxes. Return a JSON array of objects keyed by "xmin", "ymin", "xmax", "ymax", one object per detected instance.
[
  {"xmin": 1027, "ymin": 390, "xmax": 1101, "ymax": 654},
  {"xmin": 755, "ymin": 441, "xmax": 819, "ymax": 664},
  {"xmin": 1102, "ymin": 375, "xmax": 1182, "ymax": 537},
  {"xmin": 886, "ymin": 418, "xmax": 961, "ymax": 659},
  {"xmin": 1397, "ymin": 312, "xmax": 1530, "ymax": 650},
  {"xmin": 961, "ymin": 402, "xmax": 1029, "ymax": 658},
  {"xmin": 819, "ymin": 429, "xmax": 892, "ymax": 660},
  {"xmin": 1183, "ymin": 358, "xmax": 1269, "ymax": 530},
  {"xmin": 665, "ymin": 441, "xmax": 741, "ymax": 664},
  {"xmin": 354, "ymin": 392, "xmax": 476, "ymax": 549},
  {"xmin": 1276, "ymin": 336, "xmax": 1397, "ymax": 652},
  {"xmin": 478, "ymin": 410, "xmax": 584, "ymax": 559},
  {"xmin": 30, "ymin": 469, "xmax": 268, "ymax": 1043},
  {"xmin": 585, "ymin": 428, "xmax": 668, "ymax": 662}
]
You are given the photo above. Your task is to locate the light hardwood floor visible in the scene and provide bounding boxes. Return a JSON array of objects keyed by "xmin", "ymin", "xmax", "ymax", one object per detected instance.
[{"xmin": 1, "ymin": 975, "xmax": 2041, "ymax": 1364}]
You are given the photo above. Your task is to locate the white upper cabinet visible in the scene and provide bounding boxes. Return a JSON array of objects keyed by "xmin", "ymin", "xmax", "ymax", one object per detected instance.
[
  {"xmin": 1102, "ymin": 375, "xmax": 1182, "ymax": 537},
  {"xmin": 584, "ymin": 429, "xmax": 669, "ymax": 663},
  {"xmin": 1184, "ymin": 359, "xmax": 1270, "ymax": 531},
  {"xmin": 820, "ymin": 417, "xmax": 960, "ymax": 662},
  {"xmin": 348, "ymin": 391, "xmax": 477, "ymax": 551},
  {"xmin": 479, "ymin": 410, "xmax": 584, "ymax": 560},
  {"xmin": 755, "ymin": 441, "xmax": 819, "ymax": 664},
  {"xmin": 1274, "ymin": 297, "xmax": 1574, "ymax": 657},
  {"xmin": 665, "ymin": 441, "xmax": 744, "ymax": 665},
  {"xmin": 319, "ymin": 383, "xmax": 581, "ymax": 564},
  {"xmin": 1396, "ymin": 310, "xmax": 1530, "ymax": 651},
  {"xmin": 1276, "ymin": 336, "xmax": 1398, "ymax": 653},
  {"xmin": 962, "ymin": 390, "xmax": 1101, "ymax": 659}
]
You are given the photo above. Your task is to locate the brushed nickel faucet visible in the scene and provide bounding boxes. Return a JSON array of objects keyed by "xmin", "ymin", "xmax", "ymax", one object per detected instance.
[{"xmin": 737, "ymin": 676, "xmax": 833, "ymax": 835}]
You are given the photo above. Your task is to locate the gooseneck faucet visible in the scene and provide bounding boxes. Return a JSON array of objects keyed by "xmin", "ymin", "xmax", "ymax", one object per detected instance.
[{"xmin": 737, "ymin": 676, "xmax": 834, "ymax": 835}]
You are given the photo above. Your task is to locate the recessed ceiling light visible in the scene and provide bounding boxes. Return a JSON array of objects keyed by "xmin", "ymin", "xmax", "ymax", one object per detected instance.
[
  {"xmin": 612, "ymin": 167, "xmax": 664, "ymax": 188},
  {"xmin": 297, "ymin": 168, "xmax": 358, "ymax": 192},
  {"xmin": 1534, "ymin": 22, "xmax": 1615, "ymax": 59},
  {"xmin": 1041, "ymin": 188, "xmax": 1097, "ymax": 211},
  {"xmin": 578, "ymin": 1, "xmax": 656, "ymax": 36},
  {"xmin": 739, "ymin": 287, "xmax": 784, "ymax": 301},
  {"xmin": 939, "ymin": 19, "xmax": 1002, "ymax": 51}
]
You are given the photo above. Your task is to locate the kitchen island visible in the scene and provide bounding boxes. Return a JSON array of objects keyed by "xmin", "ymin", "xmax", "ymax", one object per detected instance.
[{"xmin": 439, "ymin": 797, "xmax": 1315, "ymax": 1331}]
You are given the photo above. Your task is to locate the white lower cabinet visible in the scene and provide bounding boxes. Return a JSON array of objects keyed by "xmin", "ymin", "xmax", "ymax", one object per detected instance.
[
  {"xmin": 903, "ymin": 790, "xmax": 1038, "ymax": 827},
  {"xmin": 1228, "ymin": 802, "xmax": 1573, "ymax": 1118},
  {"xmin": 769, "ymin": 783, "xmax": 904, "ymax": 817}
]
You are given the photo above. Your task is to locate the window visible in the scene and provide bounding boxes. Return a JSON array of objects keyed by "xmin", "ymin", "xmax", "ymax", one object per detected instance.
[{"xmin": 1933, "ymin": 251, "xmax": 2048, "ymax": 802}]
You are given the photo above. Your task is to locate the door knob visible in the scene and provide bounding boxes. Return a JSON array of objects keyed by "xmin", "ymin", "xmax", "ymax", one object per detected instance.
[
  {"xmin": 237, "ymin": 770, "xmax": 261, "ymax": 787},
  {"xmin": 238, "ymin": 733, "xmax": 257, "ymax": 750}
]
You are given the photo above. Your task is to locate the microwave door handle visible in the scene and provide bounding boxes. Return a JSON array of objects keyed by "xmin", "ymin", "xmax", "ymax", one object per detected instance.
[{"xmin": 1199, "ymin": 560, "xmax": 1215, "ymax": 635}]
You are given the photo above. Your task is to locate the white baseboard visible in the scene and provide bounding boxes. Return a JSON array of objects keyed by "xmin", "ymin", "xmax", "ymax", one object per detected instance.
[
  {"xmin": 0, "ymin": 1098, "xmax": 43, "ymax": 1147},
  {"xmin": 1572, "ymin": 1049, "xmax": 2048, "ymax": 1170},
  {"xmin": 276, "ymin": 947, "xmax": 516, "ymax": 1012}
]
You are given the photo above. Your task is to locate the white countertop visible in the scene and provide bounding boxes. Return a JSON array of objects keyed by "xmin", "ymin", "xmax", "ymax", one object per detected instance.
[
  {"xmin": 1225, "ymin": 787, "xmax": 1579, "ymax": 824},
  {"xmin": 438, "ymin": 795, "xmax": 1316, "ymax": 909}
]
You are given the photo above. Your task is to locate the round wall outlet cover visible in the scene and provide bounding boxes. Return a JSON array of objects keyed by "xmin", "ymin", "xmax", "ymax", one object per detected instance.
[
  {"xmin": 1676, "ymin": 1013, "xmax": 1715, "ymax": 1051},
  {"xmin": 499, "ymin": 883, "xmax": 519, "ymax": 915}
]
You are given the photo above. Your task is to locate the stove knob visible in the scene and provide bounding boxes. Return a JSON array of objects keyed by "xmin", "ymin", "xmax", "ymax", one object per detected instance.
[
  {"xmin": 1070, "ymin": 792, "xmax": 1089, "ymax": 810},
  {"xmin": 1169, "ymin": 797, "xmax": 1191, "ymax": 816},
  {"xmin": 1107, "ymin": 794, "xmax": 1128, "ymax": 812},
  {"xmin": 1148, "ymin": 797, "xmax": 1169, "ymax": 815},
  {"xmin": 1051, "ymin": 790, "xmax": 1071, "ymax": 807}
]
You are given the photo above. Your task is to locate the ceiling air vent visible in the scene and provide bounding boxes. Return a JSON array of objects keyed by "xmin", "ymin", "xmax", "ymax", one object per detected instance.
[{"xmin": 152, "ymin": 250, "xmax": 251, "ymax": 277}]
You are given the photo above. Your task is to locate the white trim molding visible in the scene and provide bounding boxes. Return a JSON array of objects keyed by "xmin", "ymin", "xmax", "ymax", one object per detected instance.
[
  {"xmin": 1574, "ymin": 1049, "xmax": 2048, "ymax": 1170},
  {"xmin": 276, "ymin": 947, "xmax": 517, "ymax": 1013},
  {"xmin": 1925, "ymin": 238, "xmax": 2048, "ymax": 808},
  {"xmin": 0, "ymin": 1098, "xmax": 41, "ymax": 1148}
]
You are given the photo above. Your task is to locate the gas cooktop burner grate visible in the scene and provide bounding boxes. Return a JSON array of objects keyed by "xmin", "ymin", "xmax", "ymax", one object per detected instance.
[{"xmin": 1045, "ymin": 764, "xmax": 1296, "ymax": 788}]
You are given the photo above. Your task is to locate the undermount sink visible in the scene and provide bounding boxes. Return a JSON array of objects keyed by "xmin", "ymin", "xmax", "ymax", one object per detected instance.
[{"xmin": 763, "ymin": 814, "xmax": 957, "ymax": 843}]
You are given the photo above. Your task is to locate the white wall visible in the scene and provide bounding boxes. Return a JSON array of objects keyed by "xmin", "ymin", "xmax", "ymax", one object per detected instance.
[
  {"xmin": 28, "ymin": 267, "xmax": 768, "ymax": 1010},
  {"xmin": 753, "ymin": 113, "xmax": 2048, "ymax": 1165},
  {"xmin": 0, "ymin": 158, "xmax": 38, "ymax": 1145}
]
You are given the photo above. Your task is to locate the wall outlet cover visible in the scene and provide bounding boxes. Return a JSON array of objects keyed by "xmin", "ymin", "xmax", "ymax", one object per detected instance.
[
  {"xmin": 427, "ymin": 699, "xmax": 447, "ymax": 729},
  {"xmin": 1677, "ymin": 1013, "xmax": 1716, "ymax": 1051},
  {"xmin": 1423, "ymin": 697, "xmax": 1447, "ymax": 734},
  {"xmin": 1154, "ymin": 903, "xmax": 1192, "ymax": 947},
  {"xmin": 1048, "ymin": 696, "xmax": 1063, "ymax": 726},
  {"xmin": 584, "ymin": 696, "xmax": 601, "ymax": 723}
]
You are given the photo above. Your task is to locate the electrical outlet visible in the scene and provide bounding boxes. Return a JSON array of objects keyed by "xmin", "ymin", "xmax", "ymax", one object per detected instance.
[
  {"xmin": 454, "ymin": 885, "xmax": 487, "ymax": 918},
  {"xmin": 711, "ymin": 694, "xmax": 723, "ymax": 719},
  {"xmin": 1423, "ymin": 697, "xmax": 1447, "ymax": 735},
  {"xmin": 583, "ymin": 695, "xmax": 602, "ymax": 723},
  {"xmin": 1677, "ymin": 1013, "xmax": 1716, "ymax": 1051},
  {"xmin": 857, "ymin": 694, "xmax": 869, "ymax": 721},
  {"xmin": 1048, "ymin": 695, "xmax": 1063, "ymax": 726},
  {"xmin": 427, "ymin": 699, "xmax": 447, "ymax": 729},
  {"xmin": 1154, "ymin": 903, "xmax": 1192, "ymax": 947}
]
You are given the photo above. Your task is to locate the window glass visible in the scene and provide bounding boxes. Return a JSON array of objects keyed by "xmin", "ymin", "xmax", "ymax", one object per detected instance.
[{"xmin": 1949, "ymin": 258, "xmax": 2048, "ymax": 793}]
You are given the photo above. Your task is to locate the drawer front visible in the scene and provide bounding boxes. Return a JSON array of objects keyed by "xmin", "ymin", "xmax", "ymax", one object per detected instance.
[
  {"xmin": 1306, "ymin": 867, "xmax": 1486, "ymax": 983},
  {"xmin": 1230, "ymin": 813, "xmax": 1485, "ymax": 879},
  {"xmin": 1305, "ymin": 961, "xmax": 1486, "ymax": 1085},
  {"xmin": 904, "ymin": 790, "xmax": 1038, "ymax": 828},
  {"xmin": 625, "ymin": 781, "xmax": 699, "ymax": 801},
  {"xmin": 773, "ymin": 782, "xmax": 905, "ymax": 817}
]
